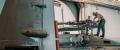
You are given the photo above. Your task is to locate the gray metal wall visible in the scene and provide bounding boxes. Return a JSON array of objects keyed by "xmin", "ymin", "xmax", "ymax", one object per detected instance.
[
  {"xmin": 0, "ymin": 0, "xmax": 56, "ymax": 50},
  {"xmin": 0, "ymin": 0, "xmax": 5, "ymax": 14}
]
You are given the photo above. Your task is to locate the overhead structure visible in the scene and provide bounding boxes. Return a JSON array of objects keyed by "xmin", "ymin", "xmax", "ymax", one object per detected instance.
[
  {"xmin": 66, "ymin": 0, "xmax": 120, "ymax": 6},
  {"xmin": 86, "ymin": 0, "xmax": 120, "ymax": 10},
  {"xmin": 66, "ymin": 0, "xmax": 120, "ymax": 10}
]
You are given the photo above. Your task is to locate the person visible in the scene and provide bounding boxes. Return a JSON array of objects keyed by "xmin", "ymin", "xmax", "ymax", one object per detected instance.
[
  {"xmin": 92, "ymin": 12, "xmax": 105, "ymax": 38},
  {"xmin": 87, "ymin": 16, "xmax": 91, "ymax": 20},
  {"xmin": 86, "ymin": 16, "xmax": 92, "ymax": 35}
]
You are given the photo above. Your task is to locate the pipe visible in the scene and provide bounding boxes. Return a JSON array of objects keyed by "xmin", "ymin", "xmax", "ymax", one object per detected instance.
[
  {"xmin": 54, "ymin": 21, "xmax": 60, "ymax": 50},
  {"xmin": 61, "ymin": 6, "xmax": 64, "ymax": 27},
  {"xmin": 84, "ymin": 3, "xmax": 86, "ymax": 20}
]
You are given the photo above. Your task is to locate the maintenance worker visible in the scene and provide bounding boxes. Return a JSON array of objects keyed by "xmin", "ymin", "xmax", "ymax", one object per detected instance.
[
  {"xmin": 86, "ymin": 16, "xmax": 92, "ymax": 35},
  {"xmin": 92, "ymin": 12, "xmax": 105, "ymax": 39}
]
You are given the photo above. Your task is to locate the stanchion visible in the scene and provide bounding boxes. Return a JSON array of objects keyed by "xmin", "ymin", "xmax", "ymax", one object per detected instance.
[{"xmin": 54, "ymin": 20, "xmax": 60, "ymax": 50}]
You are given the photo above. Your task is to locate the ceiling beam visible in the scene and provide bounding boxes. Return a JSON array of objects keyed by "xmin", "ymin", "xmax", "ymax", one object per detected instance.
[{"xmin": 87, "ymin": 2, "xmax": 120, "ymax": 10}]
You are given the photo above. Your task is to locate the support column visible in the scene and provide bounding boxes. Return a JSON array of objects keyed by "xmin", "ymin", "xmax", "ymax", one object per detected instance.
[{"xmin": 43, "ymin": 0, "xmax": 56, "ymax": 50}]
